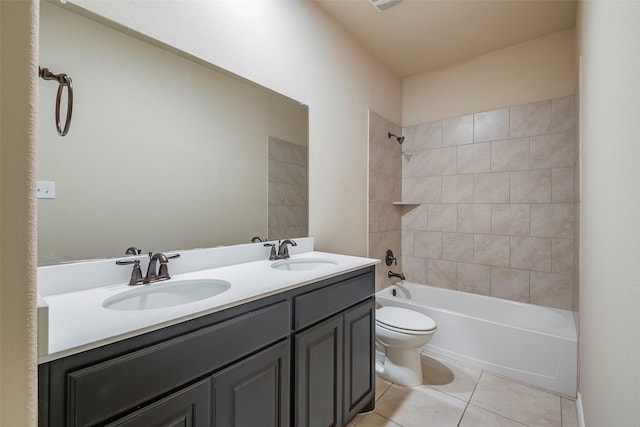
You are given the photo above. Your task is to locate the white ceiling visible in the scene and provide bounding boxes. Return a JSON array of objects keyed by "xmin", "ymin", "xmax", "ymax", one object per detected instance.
[{"xmin": 314, "ymin": 0, "xmax": 577, "ymax": 78}]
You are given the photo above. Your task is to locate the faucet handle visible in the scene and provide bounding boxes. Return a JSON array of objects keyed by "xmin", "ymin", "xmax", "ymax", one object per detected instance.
[
  {"xmin": 157, "ymin": 253, "xmax": 180, "ymax": 280},
  {"xmin": 264, "ymin": 243, "xmax": 278, "ymax": 261},
  {"xmin": 116, "ymin": 259, "xmax": 144, "ymax": 286}
]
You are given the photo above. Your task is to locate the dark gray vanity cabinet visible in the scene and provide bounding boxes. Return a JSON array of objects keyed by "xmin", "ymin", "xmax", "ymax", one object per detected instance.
[
  {"xmin": 104, "ymin": 379, "xmax": 211, "ymax": 427},
  {"xmin": 38, "ymin": 266, "xmax": 375, "ymax": 427},
  {"xmin": 212, "ymin": 340, "xmax": 290, "ymax": 427},
  {"xmin": 293, "ymin": 272, "xmax": 376, "ymax": 427}
]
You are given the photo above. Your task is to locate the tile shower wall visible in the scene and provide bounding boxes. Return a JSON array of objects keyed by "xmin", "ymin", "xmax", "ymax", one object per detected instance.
[
  {"xmin": 401, "ymin": 96, "xmax": 577, "ymax": 310},
  {"xmin": 268, "ymin": 137, "xmax": 308, "ymax": 240},
  {"xmin": 369, "ymin": 111, "xmax": 403, "ymax": 291}
]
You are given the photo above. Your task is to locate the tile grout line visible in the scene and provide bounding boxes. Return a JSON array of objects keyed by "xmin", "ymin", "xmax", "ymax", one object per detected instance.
[{"xmin": 456, "ymin": 370, "xmax": 485, "ymax": 427}]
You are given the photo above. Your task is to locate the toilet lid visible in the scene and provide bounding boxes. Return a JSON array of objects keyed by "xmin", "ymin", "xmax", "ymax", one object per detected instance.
[{"xmin": 376, "ymin": 306, "xmax": 436, "ymax": 332}]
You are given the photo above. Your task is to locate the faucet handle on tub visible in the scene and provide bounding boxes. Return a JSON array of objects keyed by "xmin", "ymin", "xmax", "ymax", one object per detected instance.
[{"xmin": 385, "ymin": 249, "xmax": 398, "ymax": 266}]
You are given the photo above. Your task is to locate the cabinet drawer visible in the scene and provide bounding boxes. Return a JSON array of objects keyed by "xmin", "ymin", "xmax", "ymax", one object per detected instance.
[
  {"xmin": 66, "ymin": 300, "xmax": 290, "ymax": 427},
  {"xmin": 293, "ymin": 270, "xmax": 373, "ymax": 330}
]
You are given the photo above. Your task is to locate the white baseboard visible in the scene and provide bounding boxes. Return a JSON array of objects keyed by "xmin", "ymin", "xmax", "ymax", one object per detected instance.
[{"xmin": 577, "ymin": 392, "xmax": 585, "ymax": 427}]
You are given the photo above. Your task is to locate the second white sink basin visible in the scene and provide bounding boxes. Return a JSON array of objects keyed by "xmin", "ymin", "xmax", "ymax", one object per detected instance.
[
  {"xmin": 103, "ymin": 279, "xmax": 231, "ymax": 311},
  {"xmin": 271, "ymin": 258, "xmax": 338, "ymax": 271}
]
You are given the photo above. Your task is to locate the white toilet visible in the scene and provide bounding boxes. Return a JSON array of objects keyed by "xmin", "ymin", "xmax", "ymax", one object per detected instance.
[{"xmin": 375, "ymin": 306, "xmax": 437, "ymax": 386}]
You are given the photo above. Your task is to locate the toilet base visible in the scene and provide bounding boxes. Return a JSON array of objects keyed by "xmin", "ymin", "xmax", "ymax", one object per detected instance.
[{"xmin": 375, "ymin": 345, "xmax": 423, "ymax": 387}]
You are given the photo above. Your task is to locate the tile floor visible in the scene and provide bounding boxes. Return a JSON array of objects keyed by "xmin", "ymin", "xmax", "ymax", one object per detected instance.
[{"xmin": 348, "ymin": 352, "xmax": 578, "ymax": 427}]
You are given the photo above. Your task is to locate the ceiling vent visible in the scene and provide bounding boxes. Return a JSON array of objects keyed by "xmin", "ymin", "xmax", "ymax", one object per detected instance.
[{"xmin": 369, "ymin": 0, "xmax": 403, "ymax": 12}]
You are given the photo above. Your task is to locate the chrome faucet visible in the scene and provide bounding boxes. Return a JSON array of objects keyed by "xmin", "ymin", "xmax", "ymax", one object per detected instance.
[
  {"xmin": 144, "ymin": 252, "xmax": 180, "ymax": 284},
  {"xmin": 277, "ymin": 239, "xmax": 297, "ymax": 259}
]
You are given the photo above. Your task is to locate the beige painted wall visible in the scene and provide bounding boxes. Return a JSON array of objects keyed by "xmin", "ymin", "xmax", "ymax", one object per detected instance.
[
  {"xmin": 38, "ymin": 2, "xmax": 308, "ymax": 264},
  {"xmin": 0, "ymin": 1, "xmax": 38, "ymax": 425},
  {"xmin": 577, "ymin": 1, "xmax": 640, "ymax": 424},
  {"xmin": 66, "ymin": 0, "xmax": 403, "ymax": 257},
  {"xmin": 403, "ymin": 29, "xmax": 577, "ymax": 126},
  {"xmin": 3, "ymin": 1, "xmax": 401, "ymax": 423}
]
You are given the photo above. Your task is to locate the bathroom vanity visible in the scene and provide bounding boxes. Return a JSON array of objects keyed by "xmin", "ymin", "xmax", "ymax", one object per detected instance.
[{"xmin": 37, "ymin": 242, "xmax": 377, "ymax": 427}]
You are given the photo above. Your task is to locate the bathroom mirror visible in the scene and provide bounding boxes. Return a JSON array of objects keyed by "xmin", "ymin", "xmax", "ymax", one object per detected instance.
[{"xmin": 37, "ymin": 2, "xmax": 308, "ymax": 266}]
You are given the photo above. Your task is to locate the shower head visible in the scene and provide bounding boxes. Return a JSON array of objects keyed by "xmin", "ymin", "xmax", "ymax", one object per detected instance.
[{"xmin": 388, "ymin": 132, "xmax": 405, "ymax": 144}]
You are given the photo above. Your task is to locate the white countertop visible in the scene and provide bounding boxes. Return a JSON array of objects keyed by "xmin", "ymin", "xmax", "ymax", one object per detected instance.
[{"xmin": 38, "ymin": 250, "xmax": 378, "ymax": 363}]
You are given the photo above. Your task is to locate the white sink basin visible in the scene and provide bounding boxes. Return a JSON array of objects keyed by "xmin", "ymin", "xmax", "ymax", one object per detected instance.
[
  {"xmin": 103, "ymin": 279, "xmax": 231, "ymax": 311},
  {"xmin": 271, "ymin": 258, "xmax": 338, "ymax": 271}
]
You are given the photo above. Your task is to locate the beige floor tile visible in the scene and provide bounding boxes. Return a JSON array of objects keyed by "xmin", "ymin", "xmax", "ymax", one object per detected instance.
[
  {"xmin": 376, "ymin": 375, "xmax": 393, "ymax": 401},
  {"xmin": 421, "ymin": 352, "xmax": 482, "ymax": 402},
  {"xmin": 561, "ymin": 398, "xmax": 579, "ymax": 427},
  {"xmin": 375, "ymin": 384, "xmax": 466, "ymax": 427},
  {"xmin": 351, "ymin": 412, "xmax": 403, "ymax": 427},
  {"xmin": 471, "ymin": 373, "xmax": 561, "ymax": 427},
  {"xmin": 459, "ymin": 404, "xmax": 527, "ymax": 427},
  {"xmin": 346, "ymin": 413, "xmax": 364, "ymax": 427}
]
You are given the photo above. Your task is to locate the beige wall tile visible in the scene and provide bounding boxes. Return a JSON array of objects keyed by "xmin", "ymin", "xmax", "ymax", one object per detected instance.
[
  {"xmin": 458, "ymin": 204, "xmax": 492, "ymax": 234},
  {"xmin": 474, "ymin": 108, "xmax": 509, "ymax": 142},
  {"xmin": 509, "ymin": 100, "xmax": 552, "ymax": 138},
  {"xmin": 491, "ymin": 137, "xmax": 530, "ymax": 172},
  {"xmin": 369, "ymin": 203, "xmax": 381, "ymax": 233},
  {"xmin": 492, "ymin": 204, "xmax": 530, "ymax": 236},
  {"xmin": 426, "ymin": 147, "xmax": 457, "ymax": 176},
  {"xmin": 510, "ymin": 169, "xmax": 551, "ymax": 203},
  {"xmin": 551, "ymin": 167, "xmax": 574, "ymax": 202},
  {"xmin": 442, "ymin": 174, "xmax": 474, "ymax": 203},
  {"xmin": 443, "ymin": 114, "xmax": 473, "ymax": 146},
  {"xmin": 402, "ymin": 256, "xmax": 428, "ymax": 284},
  {"xmin": 414, "ymin": 231, "xmax": 442, "ymax": 259},
  {"xmin": 377, "ymin": 202, "xmax": 401, "ymax": 232},
  {"xmin": 413, "ymin": 120, "xmax": 442, "ymax": 150},
  {"xmin": 428, "ymin": 258, "xmax": 457, "ymax": 289},
  {"xmin": 474, "ymin": 172, "xmax": 510, "ymax": 203},
  {"xmin": 428, "ymin": 204, "xmax": 458, "ymax": 232},
  {"xmin": 530, "ymin": 131, "xmax": 575, "ymax": 169},
  {"xmin": 402, "ymin": 149, "xmax": 428, "ymax": 178},
  {"xmin": 457, "ymin": 263, "xmax": 491, "ymax": 296},
  {"xmin": 551, "ymin": 96, "xmax": 576, "ymax": 134},
  {"xmin": 442, "ymin": 232, "xmax": 474, "ymax": 263},
  {"xmin": 402, "ymin": 204, "xmax": 428, "ymax": 231},
  {"xmin": 402, "ymin": 230, "xmax": 415, "ymax": 256},
  {"xmin": 474, "ymin": 234, "xmax": 510, "ymax": 267},
  {"xmin": 531, "ymin": 203, "xmax": 574, "ymax": 238},
  {"xmin": 510, "ymin": 236, "xmax": 552, "ymax": 272},
  {"xmin": 552, "ymin": 238, "xmax": 574, "ymax": 274},
  {"xmin": 530, "ymin": 271, "xmax": 572, "ymax": 310},
  {"xmin": 457, "ymin": 142, "xmax": 491, "ymax": 174},
  {"xmin": 491, "ymin": 267, "xmax": 530, "ymax": 302},
  {"xmin": 407, "ymin": 176, "xmax": 442, "ymax": 203}
]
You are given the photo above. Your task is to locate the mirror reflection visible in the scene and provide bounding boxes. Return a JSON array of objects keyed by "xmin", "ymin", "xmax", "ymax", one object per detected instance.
[{"xmin": 37, "ymin": 2, "xmax": 308, "ymax": 266}]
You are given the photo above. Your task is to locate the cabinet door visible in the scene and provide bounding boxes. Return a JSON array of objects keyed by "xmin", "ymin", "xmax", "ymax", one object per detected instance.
[
  {"xmin": 105, "ymin": 379, "xmax": 210, "ymax": 427},
  {"xmin": 343, "ymin": 298, "xmax": 376, "ymax": 422},
  {"xmin": 213, "ymin": 340, "xmax": 290, "ymax": 427},
  {"xmin": 294, "ymin": 315, "xmax": 343, "ymax": 427}
]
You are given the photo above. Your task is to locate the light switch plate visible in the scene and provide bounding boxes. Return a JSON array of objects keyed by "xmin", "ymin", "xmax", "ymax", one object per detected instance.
[{"xmin": 37, "ymin": 181, "xmax": 56, "ymax": 199}]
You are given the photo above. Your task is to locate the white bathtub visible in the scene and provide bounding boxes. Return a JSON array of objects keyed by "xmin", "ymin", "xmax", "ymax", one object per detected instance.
[{"xmin": 376, "ymin": 283, "xmax": 577, "ymax": 397}]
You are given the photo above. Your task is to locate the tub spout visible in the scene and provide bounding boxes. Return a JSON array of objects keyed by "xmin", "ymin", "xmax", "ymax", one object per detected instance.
[{"xmin": 388, "ymin": 270, "xmax": 406, "ymax": 281}]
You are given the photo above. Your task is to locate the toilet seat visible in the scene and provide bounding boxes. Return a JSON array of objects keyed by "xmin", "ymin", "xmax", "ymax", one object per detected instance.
[{"xmin": 376, "ymin": 306, "xmax": 436, "ymax": 333}]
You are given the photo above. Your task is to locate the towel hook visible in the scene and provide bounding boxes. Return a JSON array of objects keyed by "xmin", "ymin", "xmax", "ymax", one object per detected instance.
[{"xmin": 39, "ymin": 67, "xmax": 73, "ymax": 136}]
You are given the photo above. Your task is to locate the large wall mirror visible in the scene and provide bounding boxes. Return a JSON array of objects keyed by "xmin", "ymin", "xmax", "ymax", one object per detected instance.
[{"xmin": 37, "ymin": 1, "xmax": 308, "ymax": 266}]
